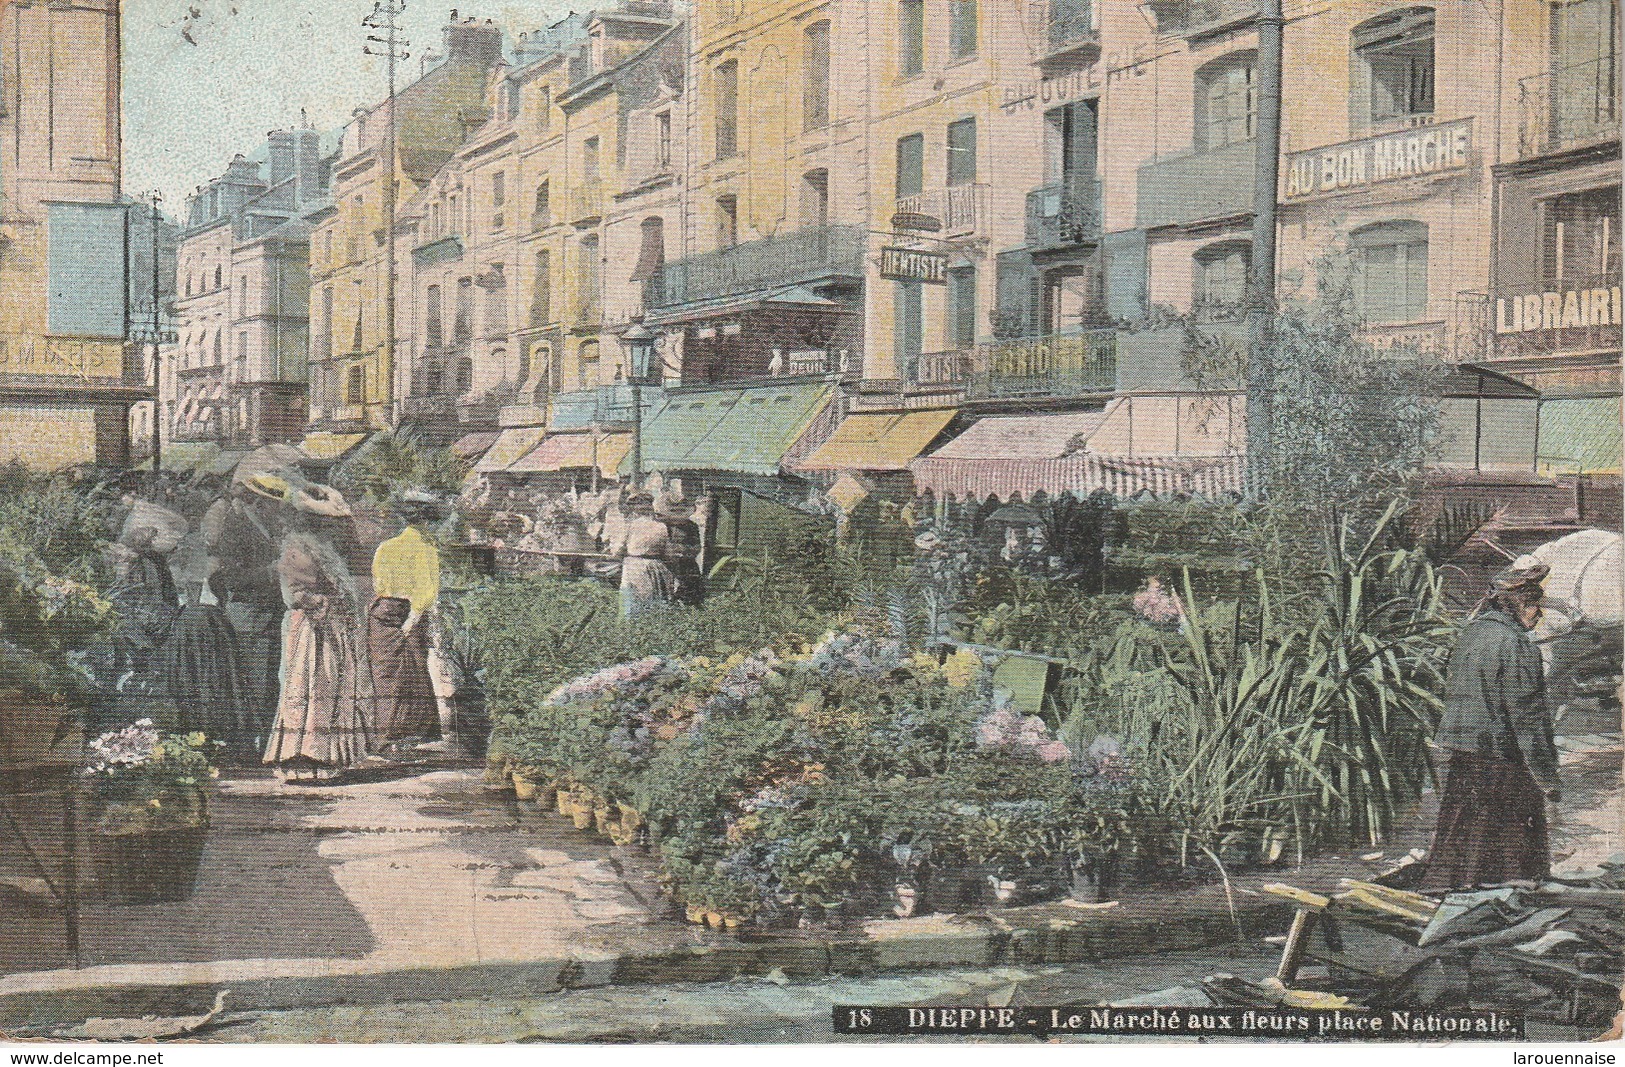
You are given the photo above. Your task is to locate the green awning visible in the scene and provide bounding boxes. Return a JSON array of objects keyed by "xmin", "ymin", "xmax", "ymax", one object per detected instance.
[
  {"xmin": 155, "ymin": 441, "xmax": 221, "ymax": 472},
  {"xmin": 1539, "ymin": 397, "xmax": 1622, "ymax": 475},
  {"xmin": 630, "ymin": 381, "xmax": 834, "ymax": 477}
]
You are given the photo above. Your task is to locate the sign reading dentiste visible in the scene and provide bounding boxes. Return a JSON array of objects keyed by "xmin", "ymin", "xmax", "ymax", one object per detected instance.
[
  {"xmin": 1283, "ymin": 118, "xmax": 1473, "ymax": 201},
  {"xmin": 880, "ymin": 247, "xmax": 949, "ymax": 284}
]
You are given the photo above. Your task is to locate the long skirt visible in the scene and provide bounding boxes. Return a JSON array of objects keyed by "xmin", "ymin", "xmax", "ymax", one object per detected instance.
[
  {"xmin": 367, "ymin": 596, "xmax": 440, "ymax": 742},
  {"xmin": 165, "ymin": 604, "xmax": 251, "ymax": 757},
  {"xmin": 1419, "ymin": 750, "xmax": 1550, "ymax": 891},
  {"xmin": 264, "ymin": 606, "xmax": 375, "ymax": 772},
  {"xmin": 620, "ymin": 557, "xmax": 676, "ymax": 618}
]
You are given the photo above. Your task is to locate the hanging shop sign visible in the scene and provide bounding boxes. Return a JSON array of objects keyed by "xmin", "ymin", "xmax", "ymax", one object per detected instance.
[
  {"xmin": 1283, "ymin": 118, "xmax": 1473, "ymax": 201},
  {"xmin": 1496, "ymin": 284, "xmax": 1623, "ymax": 333},
  {"xmin": 880, "ymin": 247, "xmax": 949, "ymax": 284}
]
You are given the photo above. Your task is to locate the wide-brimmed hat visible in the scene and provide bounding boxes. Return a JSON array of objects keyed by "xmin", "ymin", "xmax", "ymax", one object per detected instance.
[
  {"xmin": 294, "ymin": 483, "xmax": 353, "ymax": 518},
  {"xmin": 392, "ymin": 488, "xmax": 447, "ymax": 520},
  {"xmin": 1492, "ymin": 555, "xmax": 1551, "ymax": 593},
  {"xmin": 624, "ymin": 491, "xmax": 655, "ymax": 509}
]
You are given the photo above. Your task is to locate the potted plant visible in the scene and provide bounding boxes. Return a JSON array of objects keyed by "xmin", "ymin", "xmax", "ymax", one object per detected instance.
[{"xmin": 79, "ymin": 720, "xmax": 216, "ymax": 904}]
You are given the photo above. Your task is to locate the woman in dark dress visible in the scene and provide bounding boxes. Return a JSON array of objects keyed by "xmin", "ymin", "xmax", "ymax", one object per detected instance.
[{"xmin": 1420, "ymin": 559, "xmax": 1560, "ymax": 891}]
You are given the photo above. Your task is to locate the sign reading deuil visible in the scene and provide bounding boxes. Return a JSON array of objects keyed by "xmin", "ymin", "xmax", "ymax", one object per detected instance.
[
  {"xmin": 1283, "ymin": 118, "xmax": 1473, "ymax": 201},
  {"xmin": 880, "ymin": 247, "xmax": 949, "ymax": 284},
  {"xmin": 1496, "ymin": 284, "xmax": 1623, "ymax": 333}
]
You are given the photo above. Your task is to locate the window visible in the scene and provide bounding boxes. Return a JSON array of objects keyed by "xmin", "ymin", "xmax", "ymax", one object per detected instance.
[
  {"xmin": 577, "ymin": 339, "xmax": 600, "ymax": 388},
  {"xmin": 504, "ymin": 80, "xmax": 520, "ymax": 121},
  {"xmin": 804, "ymin": 21, "xmax": 831, "ymax": 131},
  {"xmin": 1195, "ymin": 52, "xmax": 1257, "ymax": 150},
  {"xmin": 1542, "ymin": 186, "xmax": 1620, "ymax": 281},
  {"xmin": 1193, "ymin": 240, "xmax": 1251, "ymax": 320},
  {"xmin": 426, "ymin": 284, "xmax": 443, "ymax": 348},
  {"xmin": 454, "ymin": 277, "xmax": 474, "ymax": 343},
  {"xmin": 657, "ymin": 111, "xmax": 673, "ymax": 169},
  {"xmin": 236, "ymin": 276, "xmax": 247, "ymax": 315},
  {"xmin": 1550, "ymin": 0, "xmax": 1619, "ymax": 146},
  {"xmin": 213, "ymin": 330, "xmax": 222, "ymax": 365},
  {"xmin": 237, "ymin": 330, "xmax": 249, "ymax": 371},
  {"xmin": 716, "ymin": 194, "xmax": 739, "ymax": 248},
  {"xmin": 900, "ymin": 0, "xmax": 925, "ymax": 77},
  {"xmin": 531, "ymin": 250, "xmax": 552, "ymax": 325},
  {"xmin": 449, "ymin": 194, "xmax": 459, "ymax": 236},
  {"xmin": 323, "ymin": 230, "xmax": 333, "ymax": 264},
  {"xmin": 947, "ymin": 117, "xmax": 977, "ymax": 185},
  {"xmin": 582, "ymin": 138, "xmax": 600, "ymax": 182},
  {"xmin": 456, "ymin": 356, "xmax": 474, "ymax": 394},
  {"xmin": 947, "ymin": 266, "xmax": 977, "ymax": 349},
  {"xmin": 537, "ymin": 84, "xmax": 552, "ymax": 130},
  {"xmin": 1047, "ymin": 100, "xmax": 1098, "ymax": 188},
  {"xmin": 214, "ymin": 265, "xmax": 222, "ymax": 289},
  {"xmin": 346, "ymin": 365, "xmax": 365, "ymax": 405},
  {"xmin": 534, "ymin": 181, "xmax": 551, "ymax": 227},
  {"xmin": 492, "ymin": 172, "xmax": 507, "ymax": 230},
  {"xmin": 352, "ymin": 305, "xmax": 363, "ymax": 352},
  {"xmin": 715, "ymin": 61, "xmax": 739, "ymax": 159},
  {"xmin": 896, "ymin": 133, "xmax": 925, "ymax": 200},
  {"xmin": 895, "ymin": 281, "xmax": 923, "ymax": 368},
  {"xmin": 801, "ymin": 169, "xmax": 830, "ymax": 226},
  {"xmin": 1351, "ymin": 220, "xmax": 1429, "ymax": 322},
  {"xmin": 631, "ymin": 217, "xmax": 666, "ymax": 282},
  {"xmin": 1353, "ymin": 8, "xmax": 1435, "ymax": 126},
  {"xmin": 579, "ymin": 235, "xmax": 601, "ymax": 314},
  {"xmin": 484, "ymin": 281, "xmax": 506, "ymax": 337},
  {"xmin": 950, "ymin": 0, "xmax": 978, "ymax": 59},
  {"xmin": 320, "ymin": 288, "xmax": 334, "ymax": 358},
  {"xmin": 347, "ymin": 196, "xmax": 362, "ymax": 261}
]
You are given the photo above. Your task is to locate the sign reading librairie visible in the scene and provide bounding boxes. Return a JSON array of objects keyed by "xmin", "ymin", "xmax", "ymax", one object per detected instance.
[
  {"xmin": 880, "ymin": 247, "xmax": 949, "ymax": 284},
  {"xmin": 1283, "ymin": 118, "xmax": 1473, "ymax": 201}
]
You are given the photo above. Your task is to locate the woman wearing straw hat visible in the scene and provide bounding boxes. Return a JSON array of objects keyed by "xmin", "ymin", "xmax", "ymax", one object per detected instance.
[
  {"xmin": 260, "ymin": 476, "xmax": 377, "ymax": 781},
  {"xmin": 1421, "ymin": 557, "xmax": 1561, "ymax": 890}
]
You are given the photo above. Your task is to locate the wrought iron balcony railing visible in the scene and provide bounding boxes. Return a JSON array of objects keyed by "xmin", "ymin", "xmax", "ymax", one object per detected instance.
[
  {"xmin": 1518, "ymin": 57, "xmax": 1621, "ymax": 158},
  {"xmin": 909, "ymin": 330, "xmax": 1118, "ymax": 399},
  {"xmin": 646, "ymin": 224, "xmax": 866, "ymax": 308},
  {"xmin": 1026, "ymin": 179, "xmax": 1103, "ymax": 249},
  {"xmin": 893, "ymin": 184, "xmax": 988, "ymax": 236}
]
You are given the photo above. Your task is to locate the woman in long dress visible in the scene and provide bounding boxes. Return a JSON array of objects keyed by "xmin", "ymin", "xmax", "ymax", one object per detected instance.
[
  {"xmin": 368, "ymin": 492, "xmax": 444, "ymax": 750},
  {"xmin": 165, "ymin": 572, "xmax": 253, "ymax": 761},
  {"xmin": 264, "ymin": 486, "xmax": 376, "ymax": 781},
  {"xmin": 612, "ymin": 493, "xmax": 676, "ymax": 618}
]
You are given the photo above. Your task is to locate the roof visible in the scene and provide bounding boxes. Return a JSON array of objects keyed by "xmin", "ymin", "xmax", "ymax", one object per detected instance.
[
  {"xmin": 923, "ymin": 410, "xmax": 1109, "ymax": 462},
  {"xmin": 797, "ymin": 410, "xmax": 956, "ymax": 472},
  {"xmin": 505, "ymin": 431, "xmax": 631, "ymax": 477},
  {"xmin": 451, "ymin": 431, "xmax": 501, "ymax": 460},
  {"xmin": 631, "ymin": 380, "xmax": 836, "ymax": 477},
  {"xmin": 476, "ymin": 426, "xmax": 550, "ymax": 473},
  {"xmin": 1538, "ymin": 396, "xmax": 1622, "ymax": 475}
]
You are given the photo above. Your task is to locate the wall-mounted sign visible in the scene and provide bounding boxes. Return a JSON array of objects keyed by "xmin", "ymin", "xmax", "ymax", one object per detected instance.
[
  {"xmin": 0, "ymin": 333, "xmax": 124, "ymax": 380},
  {"xmin": 1000, "ymin": 68, "xmax": 1102, "ymax": 112},
  {"xmin": 880, "ymin": 247, "xmax": 949, "ymax": 284},
  {"xmin": 1283, "ymin": 117, "xmax": 1473, "ymax": 201},
  {"xmin": 1496, "ymin": 284, "xmax": 1622, "ymax": 333}
]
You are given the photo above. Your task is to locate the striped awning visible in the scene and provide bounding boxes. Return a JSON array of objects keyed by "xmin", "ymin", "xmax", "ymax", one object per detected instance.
[
  {"xmin": 451, "ymin": 431, "xmax": 501, "ymax": 461},
  {"xmin": 505, "ymin": 432, "xmax": 632, "ymax": 478},
  {"xmin": 910, "ymin": 452, "xmax": 1246, "ymax": 502},
  {"xmin": 476, "ymin": 426, "xmax": 549, "ymax": 473},
  {"xmin": 797, "ymin": 409, "xmax": 956, "ymax": 472}
]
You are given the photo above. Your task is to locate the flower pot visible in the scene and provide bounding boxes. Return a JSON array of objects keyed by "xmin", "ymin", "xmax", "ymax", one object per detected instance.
[
  {"xmin": 721, "ymin": 914, "xmax": 743, "ymax": 930},
  {"xmin": 592, "ymin": 803, "xmax": 617, "ymax": 837},
  {"xmin": 704, "ymin": 910, "xmax": 724, "ymax": 928},
  {"xmin": 554, "ymin": 789, "xmax": 572, "ymax": 817},
  {"xmin": 570, "ymin": 797, "xmax": 594, "ymax": 831},
  {"xmin": 83, "ymin": 821, "xmax": 208, "ymax": 904},
  {"xmin": 685, "ymin": 904, "xmax": 705, "ymax": 925},
  {"xmin": 616, "ymin": 802, "xmax": 644, "ymax": 831},
  {"xmin": 511, "ymin": 772, "xmax": 539, "ymax": 801}
]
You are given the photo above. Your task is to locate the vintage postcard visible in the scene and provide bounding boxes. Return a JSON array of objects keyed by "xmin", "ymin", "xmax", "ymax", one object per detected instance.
[{"xmin": 0, "ymin": 0, "xmax": 1620, "ymax": 1051}]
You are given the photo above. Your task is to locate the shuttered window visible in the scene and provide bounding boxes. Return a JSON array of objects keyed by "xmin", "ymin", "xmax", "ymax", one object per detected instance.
[
  {"xmin": 950, "ymin": 0, "xmax": 978, "ymax": 59},
  {"xmin": 947, "ymin": 267, "xmax": 977, "ymax": 350},
  {"xmin": 900, "ymin": 0, "xmax": 925, "ymax": 76},
  {"xmin": 1352, "ymin": 220, "xmax": 1429, "ymax": 323},
  {"xmin": 896, "ymin": 133, "xmax": 925, "ymax": 200},
  {"xmin": 947, "ymin": 117, "xmax": 977, "ymax": 185},
  {"xmin": 895, "ymin": 281, "xmax": 923, "ymax": 368},
  {"xmin": 530, "ymin": 250, "xmax": 552, "ymax": 325},
  {"xmin": 804, "ymin": 21, "xmax": 831, "ymax": 131},
  {"xmin": 715, "ymin": 61, "xmax": 739, "ymax": 159},
  {"xmin": 425, "ymin": 285, "xmax": 443, "ymax": 348},
  {"xmin": 631, "ymin": 217, "xmax": 666, "ymax": 282}
]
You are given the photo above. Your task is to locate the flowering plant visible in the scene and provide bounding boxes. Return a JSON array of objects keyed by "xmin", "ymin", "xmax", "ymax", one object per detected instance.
[
  {"xmin": 974, "ymin": 698, "xmax": 1072, "ymax": 763},
  {"xmin": 1131, "ymin": 577, "xmax": 1185, "ymax": 627},
  {"xmin": 81, "ymin": 719, "xmax": 217, "ymax": 833}
]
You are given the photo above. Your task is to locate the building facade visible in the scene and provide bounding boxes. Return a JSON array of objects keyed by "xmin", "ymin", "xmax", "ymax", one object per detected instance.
[{"xmin": 0, "ymin": 0, "xmax": 142, "ymax": 469}]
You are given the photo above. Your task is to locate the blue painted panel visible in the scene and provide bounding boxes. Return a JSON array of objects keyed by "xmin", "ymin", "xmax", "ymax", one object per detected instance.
[{"xmin": 48, "ymin": 203, "xmax": 128, "ymax": 338}]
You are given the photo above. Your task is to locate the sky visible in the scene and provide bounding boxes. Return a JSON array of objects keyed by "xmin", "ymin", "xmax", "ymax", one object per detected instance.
[{"xmin": 122, "ymin": 0, "xmax": 573, "ymax": 214}]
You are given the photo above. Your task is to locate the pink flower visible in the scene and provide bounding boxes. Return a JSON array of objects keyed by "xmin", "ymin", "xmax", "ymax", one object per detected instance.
[{"xmin": 1036, "ymin": 740, "xmax": 1072, "ymax": 763}]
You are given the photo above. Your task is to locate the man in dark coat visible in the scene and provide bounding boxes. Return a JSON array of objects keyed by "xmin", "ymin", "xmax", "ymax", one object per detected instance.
[{"xmin": 1420, "ymin": 558, "xmax": 1560, "ymax": 891}]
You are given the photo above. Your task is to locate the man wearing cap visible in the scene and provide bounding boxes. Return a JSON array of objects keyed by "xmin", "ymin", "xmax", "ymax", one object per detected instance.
[{"xmin": 1421, "ymin": 557, "xmax": 1561, "ymax": 890}]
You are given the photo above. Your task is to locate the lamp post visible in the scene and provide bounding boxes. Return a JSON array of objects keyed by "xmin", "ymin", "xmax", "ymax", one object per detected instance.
[{"xmin": 620, "ymin": 322, "xmax": 657, "ymax": 486}]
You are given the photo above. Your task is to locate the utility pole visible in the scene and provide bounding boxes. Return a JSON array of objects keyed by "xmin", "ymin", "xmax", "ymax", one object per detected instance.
[
  {"xmin": 364, "ymin": 0, "xmax": 409, "ymax": 428},
  {"xmin": 1245, "ymin": 0, "xmax": 1284, "ymax": 500},
  {"xmin": 144, "ymin": 191, "xmax": 166, "ymax": 473}
]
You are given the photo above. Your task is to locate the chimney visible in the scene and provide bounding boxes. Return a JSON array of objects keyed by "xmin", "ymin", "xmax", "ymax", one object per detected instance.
[
  {"xmin": 267, "ymin": 129, "xmax": 296, "ymax": 187},
  {"xmin": 293, "ymin": 128, "xmax": 324, "ymax": 204},
  {"xmin": 442, "ymin": 14, "xmax": 503, "ymax": 68}
]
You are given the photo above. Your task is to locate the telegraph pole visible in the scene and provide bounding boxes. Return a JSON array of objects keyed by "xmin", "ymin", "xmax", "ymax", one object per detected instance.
[
  {"xmin": 1245, "ymin": 0, "xmax": 1284, "ymax": 500},
  {"xmin": 364, "ymin": 1, "xmax": 409, "ymax": 427},
  {"xmin": 140, "ymin": 191, "xmax": 167, "ymax": 473}
]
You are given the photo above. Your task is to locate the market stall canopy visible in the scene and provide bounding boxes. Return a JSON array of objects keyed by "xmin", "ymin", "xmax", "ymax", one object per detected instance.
[
  {"xmin": 451, "ymin": 431, "xmax": 501, "ymax": 462},
  {"xmin": 910, "ymin": 410, "xmax": 1243, "ymax": 501},
  {"xmin": 1531, "ymin": 529, "xmax": 1623, "ymax": 633},
  {"xmin": 299, "ymin": 431, "xmax": 369, "ymax": 462},
  {"xmin": 475, "ymin": 426, "xmax": 549, "ymax": 474},
  {"xmin": 1537, "ymin": 396, "xmax": 1622, "ymax": 475},
  {"xmin": 505, "ymin": 431, "xmax": 632, "ymax": 478},
  {"xmin": 631, "ymin": 381, "xmax": 835, "ymax": 477},
  {"xmin": 796, "ymin": 409, "xmax": 956, "ymax": 472}
]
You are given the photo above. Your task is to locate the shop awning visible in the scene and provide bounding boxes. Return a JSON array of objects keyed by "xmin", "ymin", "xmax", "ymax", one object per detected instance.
[
  {"xmin": 158, "ymin": 441, "xmax": 222, "ymax": 472},
  {"xmin": 299, "ymin": 431, "xmax": 368, "ymax": 461},
  {"xmin": 451, "ymin": 431, "xmax": 500, "ymax": 461},
  {"xmin": 1539, "ymin": 396, "xmax": 1623, "ymax": 475},
  {"xmin": 631, "ymin": 381, "xmax": 835, "ymax": 477},
  {"xmin": 476, "ymin": 426, "xmax": 550, "ymax": 473},
  {"xmin": 644, "ymin": 284, "xmax": 844, "ymax": 327},
  {"xmin": 506, "ymin": 431, "xmax": 632, "ymax": 478},
  {"xmin": 204, "ymin": 448, "xmax": 252, "ymax": 476},
  {"xmin": 797, "ymin": 409, "xmax": 956, "ymax": 472},
  {"xmin": 911, "ymin": 410, "xmax": 1243, "ymax": 501}
]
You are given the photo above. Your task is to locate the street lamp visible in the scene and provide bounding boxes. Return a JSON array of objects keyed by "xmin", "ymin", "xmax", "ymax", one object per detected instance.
[{"xmin": 620, "ymin": 322, "xmax": 658, "ymax": 485}]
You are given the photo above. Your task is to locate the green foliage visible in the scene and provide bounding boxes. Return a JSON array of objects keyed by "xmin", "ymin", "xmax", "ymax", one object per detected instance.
[
  {"xmin": 331, "ymin": 430, "xmax": 469, "ymax": 505},
  {"xmin": 81, "ymin": 720, "xmax": 216, "ymax": 833}
]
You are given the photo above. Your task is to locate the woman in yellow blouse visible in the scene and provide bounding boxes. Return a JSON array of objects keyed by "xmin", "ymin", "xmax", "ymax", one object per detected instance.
[{"xmin": 368, "ymin": 490, "xmax": 444, "ymax": 746}]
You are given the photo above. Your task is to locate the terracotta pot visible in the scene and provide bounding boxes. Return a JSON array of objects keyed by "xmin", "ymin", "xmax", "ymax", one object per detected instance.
[
  {"xmin": 512, "ymin": 772, "xmax": 539, "ymax": 801},
  {"xmin": 570, "ymin": 799, "xmax": 594, "ymax": 831},
  {"xmin": 554, "ymin": 788, "xmax": 571, "ymax": 816}
]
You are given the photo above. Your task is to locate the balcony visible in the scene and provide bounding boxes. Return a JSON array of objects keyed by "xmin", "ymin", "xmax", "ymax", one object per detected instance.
[
  {"xmin": 572, "ymin": 181, "xmax": 605, "ymax": 223},
  {"xmin": 411, "ymin": 235, "xmax": 464, "ymax": 267},
  {"xmin": 1518, "ymin": 58, "xmax": 1620, "ymax": 159},
  {"xmin": 1144, "ymin": 0, "xmax": 1257, "ymax": 38},
  {"xmin": 1136, "ymin": 140, "xmax": 1254, "ymax": 229},
  {"xmin": 1026, "ymin": 179, "xmax": 1102, "ymax": 250},
  {"xmin": 1043, "ymin": 0, "xmax": 1099, "ymax": 63},
  {"xmin": 646, "ymin": 225, "xmax": 867, "ymax": 308},
  {"xmin": 908, "ymin": 331, "xmax": 1118, "ymax": 399},
  {"xmin": 893, "ymin": 184, "xmax": 988, "ymax": 237}
]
